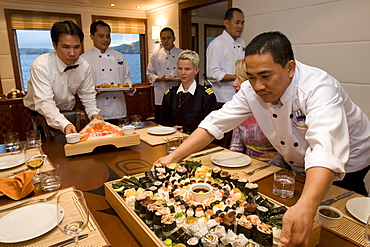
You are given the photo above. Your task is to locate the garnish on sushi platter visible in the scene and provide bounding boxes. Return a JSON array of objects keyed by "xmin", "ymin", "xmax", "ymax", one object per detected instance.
[{"xmin": 112, "ymin": 160, "xmax": 287, "ymax": 246}]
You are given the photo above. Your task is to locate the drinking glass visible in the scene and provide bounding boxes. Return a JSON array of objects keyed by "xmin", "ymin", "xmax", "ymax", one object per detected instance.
[
  {"xmin": 166, "ymin": 137, "xmax": 182, "ymax": 154},
  {"xmin": 26, "ymin": 129, "xmax": 42, "ymax": 147},
  {"xmin": 131, "ymin": 115, "xmax": 142, "ymax": 128},
  {"xmin": 3, "ymin": 132, "xmax": 20, "ymax": 154},
  {"xmin": 57, "ymin": 190, "xmax": 89, "ymax": 247},
  {"xmin": 273, "ymin": 169, "xmax": 296, "ymax": 199},
  {"xmin": 118, "ymin": 117, "xmax": 130, "ymax": 127},
  {"xmin": 24, "ymin": 144, "xmax": 46, "ymax": 184},
  {"xmin": 365, "ymin": 214, "xmax": 370, "ymax": 246},
  {"xmin": 41, "ymin": 164, "xmax": 61, "ymax": 191}
]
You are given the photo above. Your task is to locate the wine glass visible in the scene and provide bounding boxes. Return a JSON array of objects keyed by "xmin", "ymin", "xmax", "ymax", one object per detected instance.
[
  {"xmin": 24, "ymin": 143, "xmax": 46, "ymax": 184},
  {"xmin": 365, "ymin": 214, "xmax": 370, "ymax": 246},
  {"xmin": 57, "ymin": 190, "xmax": 89, "ymax": 247}
]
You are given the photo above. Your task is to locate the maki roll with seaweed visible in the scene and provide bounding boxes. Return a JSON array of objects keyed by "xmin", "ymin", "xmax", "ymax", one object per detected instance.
[
  {"xmin": 256, "ymin": 205, "xmax": 269, "ymax": 221},
  {"xmin": 254, "ymin": 223, "xmax": 273, "ymax": 247},
  {"xmin": 243, "ymin": 182, "xmax": 258, "ymax": 196},
  {"xmin": 236, "ymin": 215, "xmax": 253, "ymax": 239},
  {"xmin": 220, "ymin": 170, "xmax": 231, "ymax": 181},
  {"xmin": 201, "ymin": 233, "xmax": 218, "ymax": 247},
  {"xmin": 187, "ymin": 237, "xmax": 200, "ymax": 247},
  {"xmin": 260, "ymin": 198, "xmax": 275, "ymax": 210},
  {"xmin": 269, "ymin": 206, "xmax": 287, "ymax": 216},
  {"xmin": 161, "ymin": 214, "xmax": 177, "ymax": 236}
]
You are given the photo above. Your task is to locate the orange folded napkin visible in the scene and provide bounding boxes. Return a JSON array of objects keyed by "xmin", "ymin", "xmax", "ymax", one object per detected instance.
[{"xmin": 0, "ymin": 171, "xmax": 36, "ymax": 200}]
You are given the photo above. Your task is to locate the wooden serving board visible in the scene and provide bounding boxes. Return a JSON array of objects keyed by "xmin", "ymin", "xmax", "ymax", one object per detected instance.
[
  {"xmin": 105, "ymin": 176, "xmax": 320, "ymax": 247},
  {"xmin": 64, "ymin": 133, "xmax": 140, "ymax": 157}
]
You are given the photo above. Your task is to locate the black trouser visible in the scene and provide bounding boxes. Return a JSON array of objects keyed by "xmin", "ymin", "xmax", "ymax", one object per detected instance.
[
  {"xmin": 154, "ymin": 105, "xmax": 162, "ymax": 124},
  {"xmin": 333, "ymin": 165, "xmax": 370, "ymax": 196}
]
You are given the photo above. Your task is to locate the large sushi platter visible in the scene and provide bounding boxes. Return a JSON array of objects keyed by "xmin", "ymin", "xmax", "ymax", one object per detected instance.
[
  {"xmin": 64, "ymin": 120, "xmax": 140, "ymax": 156},
  {"xmin": 105, "ymin": 160, "xmax": 320, "ymax": 247}
]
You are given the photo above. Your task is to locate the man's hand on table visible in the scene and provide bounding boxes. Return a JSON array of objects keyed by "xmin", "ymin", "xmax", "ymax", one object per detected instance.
[
  {"xmin": 280, "ymin": 167, "xmax": 335, "ymax": 247},
  {"xmin": 280, "ymin": 202, "xmax": 316, "ymax": 246}
]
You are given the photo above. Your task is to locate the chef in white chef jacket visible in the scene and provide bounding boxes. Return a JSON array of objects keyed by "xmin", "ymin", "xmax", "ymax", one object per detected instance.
[
  {"xmin": 82, "ymin": 21, "xmax": 135, "ymax": 124},
  {"xmin": 154, "ymin": 31, "xmax": 370, "ymax": 247},
  {"xmin": 206, "ymin": 8, "xmax": 245, "ymax": 105}
]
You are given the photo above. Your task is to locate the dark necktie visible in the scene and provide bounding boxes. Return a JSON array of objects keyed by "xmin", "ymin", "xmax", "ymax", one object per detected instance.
[{"xmin": 64, "ymin": 64, "xmax": 79, "ymax": 72}]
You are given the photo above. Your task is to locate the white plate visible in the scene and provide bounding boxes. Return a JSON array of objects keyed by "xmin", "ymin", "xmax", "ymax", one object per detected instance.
[
  {"xmin": 0, "ymin": 204, "xmax": 61, "ymax": 243},
  {"xmin": 210, "ymin": 151, "xmax": 251, "ymax": 167},
  {"xmin": 345, "ymin": 197, "xmax": 370, "ymax": 223},
  {"xmin": 96, "ymin": 87, "xmax": 130, "ymax": 92},
  {"xmin": 147, "ymin": 126, "xmax": 176, "ymax": 135},
  {"xmin": 0, "ymin": 154, "xmax": 28, "ymax": 170}
]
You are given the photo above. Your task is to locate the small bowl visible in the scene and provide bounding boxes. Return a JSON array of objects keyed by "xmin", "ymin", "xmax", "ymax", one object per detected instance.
[
  {"xmin": 122, "ymin": 126, "xmax": 135, "ymax": 135},
  {"xmin": 65, "ymin": 133, "xmax": 81, "ymax": 144},
  {"xmin": 189, "ymin": 183, "xmax": 213, "ymax": 203},
  {"xmin": 317, "ymin": 205, "xmax": 343, "ymax": 227}
]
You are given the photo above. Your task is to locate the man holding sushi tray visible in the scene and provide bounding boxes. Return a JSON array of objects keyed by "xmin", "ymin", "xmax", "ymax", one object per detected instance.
[{"xmin": 154, "ymin": 31, "xmax": 370, "ymax": 246}]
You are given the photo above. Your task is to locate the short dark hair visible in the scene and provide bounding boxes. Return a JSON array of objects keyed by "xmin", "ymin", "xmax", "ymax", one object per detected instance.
[
  {"xmin": 224, "ymin": 7, "xmax": 243, "ymax": 21},
  {"xmin": 160, "ymin": 27, "xmax": 175, "ymax": 37},
  {"xmin": 51, "ymin": 20, "xmax": 84, "ymax": 45},
  {"xmin": 245, "ymin": 31, "xmax": 295, "ymax": 67},
  {"xmin": 90, "ymin": 20, "xmax": 111, "ymax": 35}
]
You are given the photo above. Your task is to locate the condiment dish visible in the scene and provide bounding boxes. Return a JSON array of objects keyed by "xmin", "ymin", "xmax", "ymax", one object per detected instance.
[{"xmin": 317, "ymin": 205, "xmax": 343, "ymax": 227}]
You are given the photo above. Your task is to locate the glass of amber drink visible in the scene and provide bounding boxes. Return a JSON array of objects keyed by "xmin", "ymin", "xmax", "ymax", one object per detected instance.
[{"xmin": 24, "ymin": 144, "xmax": 47, "ymax": 184}]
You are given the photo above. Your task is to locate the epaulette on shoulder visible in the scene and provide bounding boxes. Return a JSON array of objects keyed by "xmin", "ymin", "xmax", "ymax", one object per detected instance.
[
  {"xmin": 164, "ymin": 87, "xmax": 172, "ymax": 95},
  {"xmin": 204, "ymin": 87, "xmax": 214, "ymax": 95}
]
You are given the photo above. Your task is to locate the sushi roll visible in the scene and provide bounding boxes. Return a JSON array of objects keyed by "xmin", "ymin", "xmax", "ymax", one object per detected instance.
[
  {"xmin": 236, "ymin": 215, "xmax": 253, "ymax": 239},
  {"xmin": 161, "ymin": 214, "xmax": 177, "ymax": 235},
  {"xmin": 253, "ymin": 195, "xmax": 264, "ymax": 205},
  {"xmin": 187, "ymin": 237, "xmax": 200, "ymax": 247},
  {"xmin": 260, "ymin": 198, "xmax": 275, "ymax": 210},
  {"xmin": 220, "ymin": 229, "xmax": 238, "ymax": 246},
  {"xmin": 176, "ymin": 164, "xmax": 188, "ymax": 176},
  {"xmin": 256, "ymin": 205, "xmax": 269, "ymax": 221},
  {"xmin": 236, "ymin": 177, "xmax": 248, "ymax": 191},
  {"xmin": 210, "ymin": 225, "xmax": 226, "ymax": 238},
  {"xmin": 243, "ymin": 182, "xmax": 258, "ymax": 196},
  {"xmin": 134, "ymin": 193, "xmax": 148, "ymax": 212},
  {"xmin": 254, "ymin": 223, "xmax": 273, "ymax": 247},
  {"xmin": 166, "ymin": 163, "xmax": 177, "ymax": 173},
  {"xmin": 201, "ymin": 233, "xmax": 218, "ymax": 247},
  {"xmin": 220, "ymin": 170, "xmax": 231, "ymax": 181},
  {"xmin": 268, "ymin": 206, "xmax": 287, "ymax": 216}
]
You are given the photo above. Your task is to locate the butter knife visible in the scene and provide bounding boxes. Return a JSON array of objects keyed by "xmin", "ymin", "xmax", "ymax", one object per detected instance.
[
  {"xmin": 320, "ymin": 191, "xmax": 354, "ymax": 205},
  {"xmin": 2, "ymin": 168, "xmax": 29, "ymax": 178},
  {"xmin": 49, "ymin": 234, "xmax": 88, "ymax": 247},
  {"xmin": 190, "ymin": 148, "xmax": 224, "ymax": 158}
]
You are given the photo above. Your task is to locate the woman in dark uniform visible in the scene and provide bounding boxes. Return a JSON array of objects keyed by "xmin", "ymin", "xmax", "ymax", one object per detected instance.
[{"xmin": 160, "ymin": 50, "xmax": 217, "ymax": 134}]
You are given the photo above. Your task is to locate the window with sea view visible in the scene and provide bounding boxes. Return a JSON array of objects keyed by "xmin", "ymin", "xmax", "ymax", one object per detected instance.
[{"xmin": 17, "ymin": 30, "xmax": 142, "ymax": 92}]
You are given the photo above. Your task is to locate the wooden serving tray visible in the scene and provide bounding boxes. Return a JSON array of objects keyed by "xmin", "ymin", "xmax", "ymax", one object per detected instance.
[
  {"xmin": 104, "ymin": 177, "xmax": 320, "ymax": 247},
  {"xmin": 64, "ymin": 133, "xmax": 140, "ymax": 156}
]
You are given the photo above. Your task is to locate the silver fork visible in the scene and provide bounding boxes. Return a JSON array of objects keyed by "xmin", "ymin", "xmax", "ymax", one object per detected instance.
[
  {"xmin": 0, "ymin": 191, "xmax": 58, "ymax": 213},
  {"xmin": 243, "ymin": 164, "xmax": 271, "ymax": 176}
]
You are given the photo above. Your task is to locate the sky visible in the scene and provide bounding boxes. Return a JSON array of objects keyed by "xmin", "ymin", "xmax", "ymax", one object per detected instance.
[{"xmin": 16, "ymin": 30, "xmax": 139, "ymax": 48}]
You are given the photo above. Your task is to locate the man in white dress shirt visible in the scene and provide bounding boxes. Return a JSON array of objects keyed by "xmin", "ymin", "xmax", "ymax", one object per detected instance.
[
  {"xmin": 147, "ymin": 27, "xmax": 183, "ymax": 123},
  {"xmin": 206, "ymin": 8, "xmax": 245, "ymax": 105},
  {"xmin": 155, "ymin": 31, "xmax": 370, "ymax": 246},
  {"xmin": 82, "ymin": 21, "xmax": 135, "ymax": 126},
  {"xmin": 24, "ymin": 20, "xmax": 102, "ymax": 135}
]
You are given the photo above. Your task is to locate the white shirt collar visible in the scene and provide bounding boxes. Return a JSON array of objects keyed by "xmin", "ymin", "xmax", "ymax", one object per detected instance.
[{"xmin": 177, "ymin": 80, "xmax": 197, "ymax": 95}]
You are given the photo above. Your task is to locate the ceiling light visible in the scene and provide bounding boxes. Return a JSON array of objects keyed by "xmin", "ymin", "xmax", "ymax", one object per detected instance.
[
  {"xmin": 136, "ymin": 6, "xmax": 141, "ymax": 9},
  {"xmin": 110, "ymin": 3, "xmax": 115, "ymax": 7}
]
